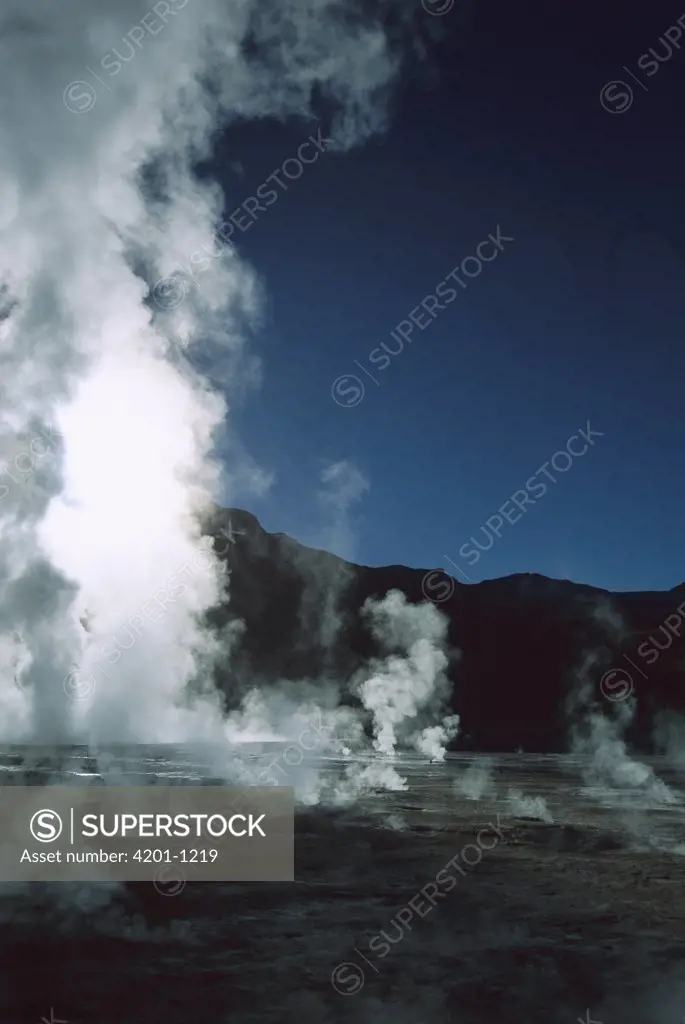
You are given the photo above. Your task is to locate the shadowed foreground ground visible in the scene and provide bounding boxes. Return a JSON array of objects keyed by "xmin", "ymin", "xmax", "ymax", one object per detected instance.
[{"xmin": 3, "ymin": 807, "xmax": 685, "ymax": 1024}]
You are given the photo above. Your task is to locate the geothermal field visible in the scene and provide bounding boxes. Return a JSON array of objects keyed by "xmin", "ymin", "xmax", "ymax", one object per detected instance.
[
  {"xmin": 3, "ymin": 748, "xmax": 685, "ymax": 1023},
  {"xmin": 0, "ymin": 0, "xmax": 683, "ymax": 1022}
]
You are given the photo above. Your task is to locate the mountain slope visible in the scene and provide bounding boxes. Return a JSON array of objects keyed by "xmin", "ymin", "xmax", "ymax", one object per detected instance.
[{"xmin": 203, "ymin": 507, "xmax": 685, "ymax": 752}]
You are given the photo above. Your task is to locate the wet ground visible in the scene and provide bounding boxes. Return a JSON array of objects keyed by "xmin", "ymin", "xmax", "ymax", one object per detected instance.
[{"xmin": 2, "ymin": 749, "xmax": 685, "ymax": 1024}]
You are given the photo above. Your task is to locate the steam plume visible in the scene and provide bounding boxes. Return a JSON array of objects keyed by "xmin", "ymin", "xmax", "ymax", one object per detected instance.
[
  {"xmin": 568, "ymin": 602, "xmax": 676, "ymax": 812},
  {"xmin": 0, "ymin": 0, "xmax": 404, "ymax": 747},
  {"xmin": 353, "ymin": 590, "xmax": 460, "ymax": 761}
]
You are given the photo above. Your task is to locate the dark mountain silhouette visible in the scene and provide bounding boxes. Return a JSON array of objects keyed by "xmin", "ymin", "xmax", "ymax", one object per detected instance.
[{"xmin": 202, "ymin": 507, "xmax": 685, "ymax": 753}]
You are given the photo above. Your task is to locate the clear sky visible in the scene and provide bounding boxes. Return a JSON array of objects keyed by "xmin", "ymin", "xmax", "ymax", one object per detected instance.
[{"xmin": 199, "ymin": 0, "xmax": 685, "ymax": 593}]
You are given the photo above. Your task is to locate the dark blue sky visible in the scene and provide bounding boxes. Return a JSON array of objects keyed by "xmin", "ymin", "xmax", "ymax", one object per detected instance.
[{"xmin": 207, "ymin": 0, "xmax": 685, "ymax": 593}]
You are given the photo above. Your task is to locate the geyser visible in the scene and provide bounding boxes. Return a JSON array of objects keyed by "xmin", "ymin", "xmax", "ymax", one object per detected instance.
[{"xmin": 0, "ymin": 0, "xmax": 407, "ymax": 750}]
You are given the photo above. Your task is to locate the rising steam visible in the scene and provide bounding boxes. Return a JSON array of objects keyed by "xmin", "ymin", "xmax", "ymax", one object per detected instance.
[
  {"xmin": 568, "ymin": 601, "xmax": 677, "ymax": 814},
  {"xmin": 0, "ymin": 0, "xmax": 407, "ymax": 751},
  {"xmin": 354, "ymin": 590, "xmax": 460, "ymax": 760},
  {"xmin": 207, "ymin": 589, "xmax": 461, "ymax": 804}
]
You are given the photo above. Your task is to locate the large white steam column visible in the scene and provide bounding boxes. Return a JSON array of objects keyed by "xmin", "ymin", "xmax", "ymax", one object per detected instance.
[{"xmin": 0, "ymin": 0, "xmax": 403, "ymax": 746}]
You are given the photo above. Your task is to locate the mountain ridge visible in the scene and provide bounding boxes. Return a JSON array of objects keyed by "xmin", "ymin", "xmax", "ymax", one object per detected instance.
[{"xmin": 203, "ymin": 507, "xmax": 685, "ymax": 752}]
